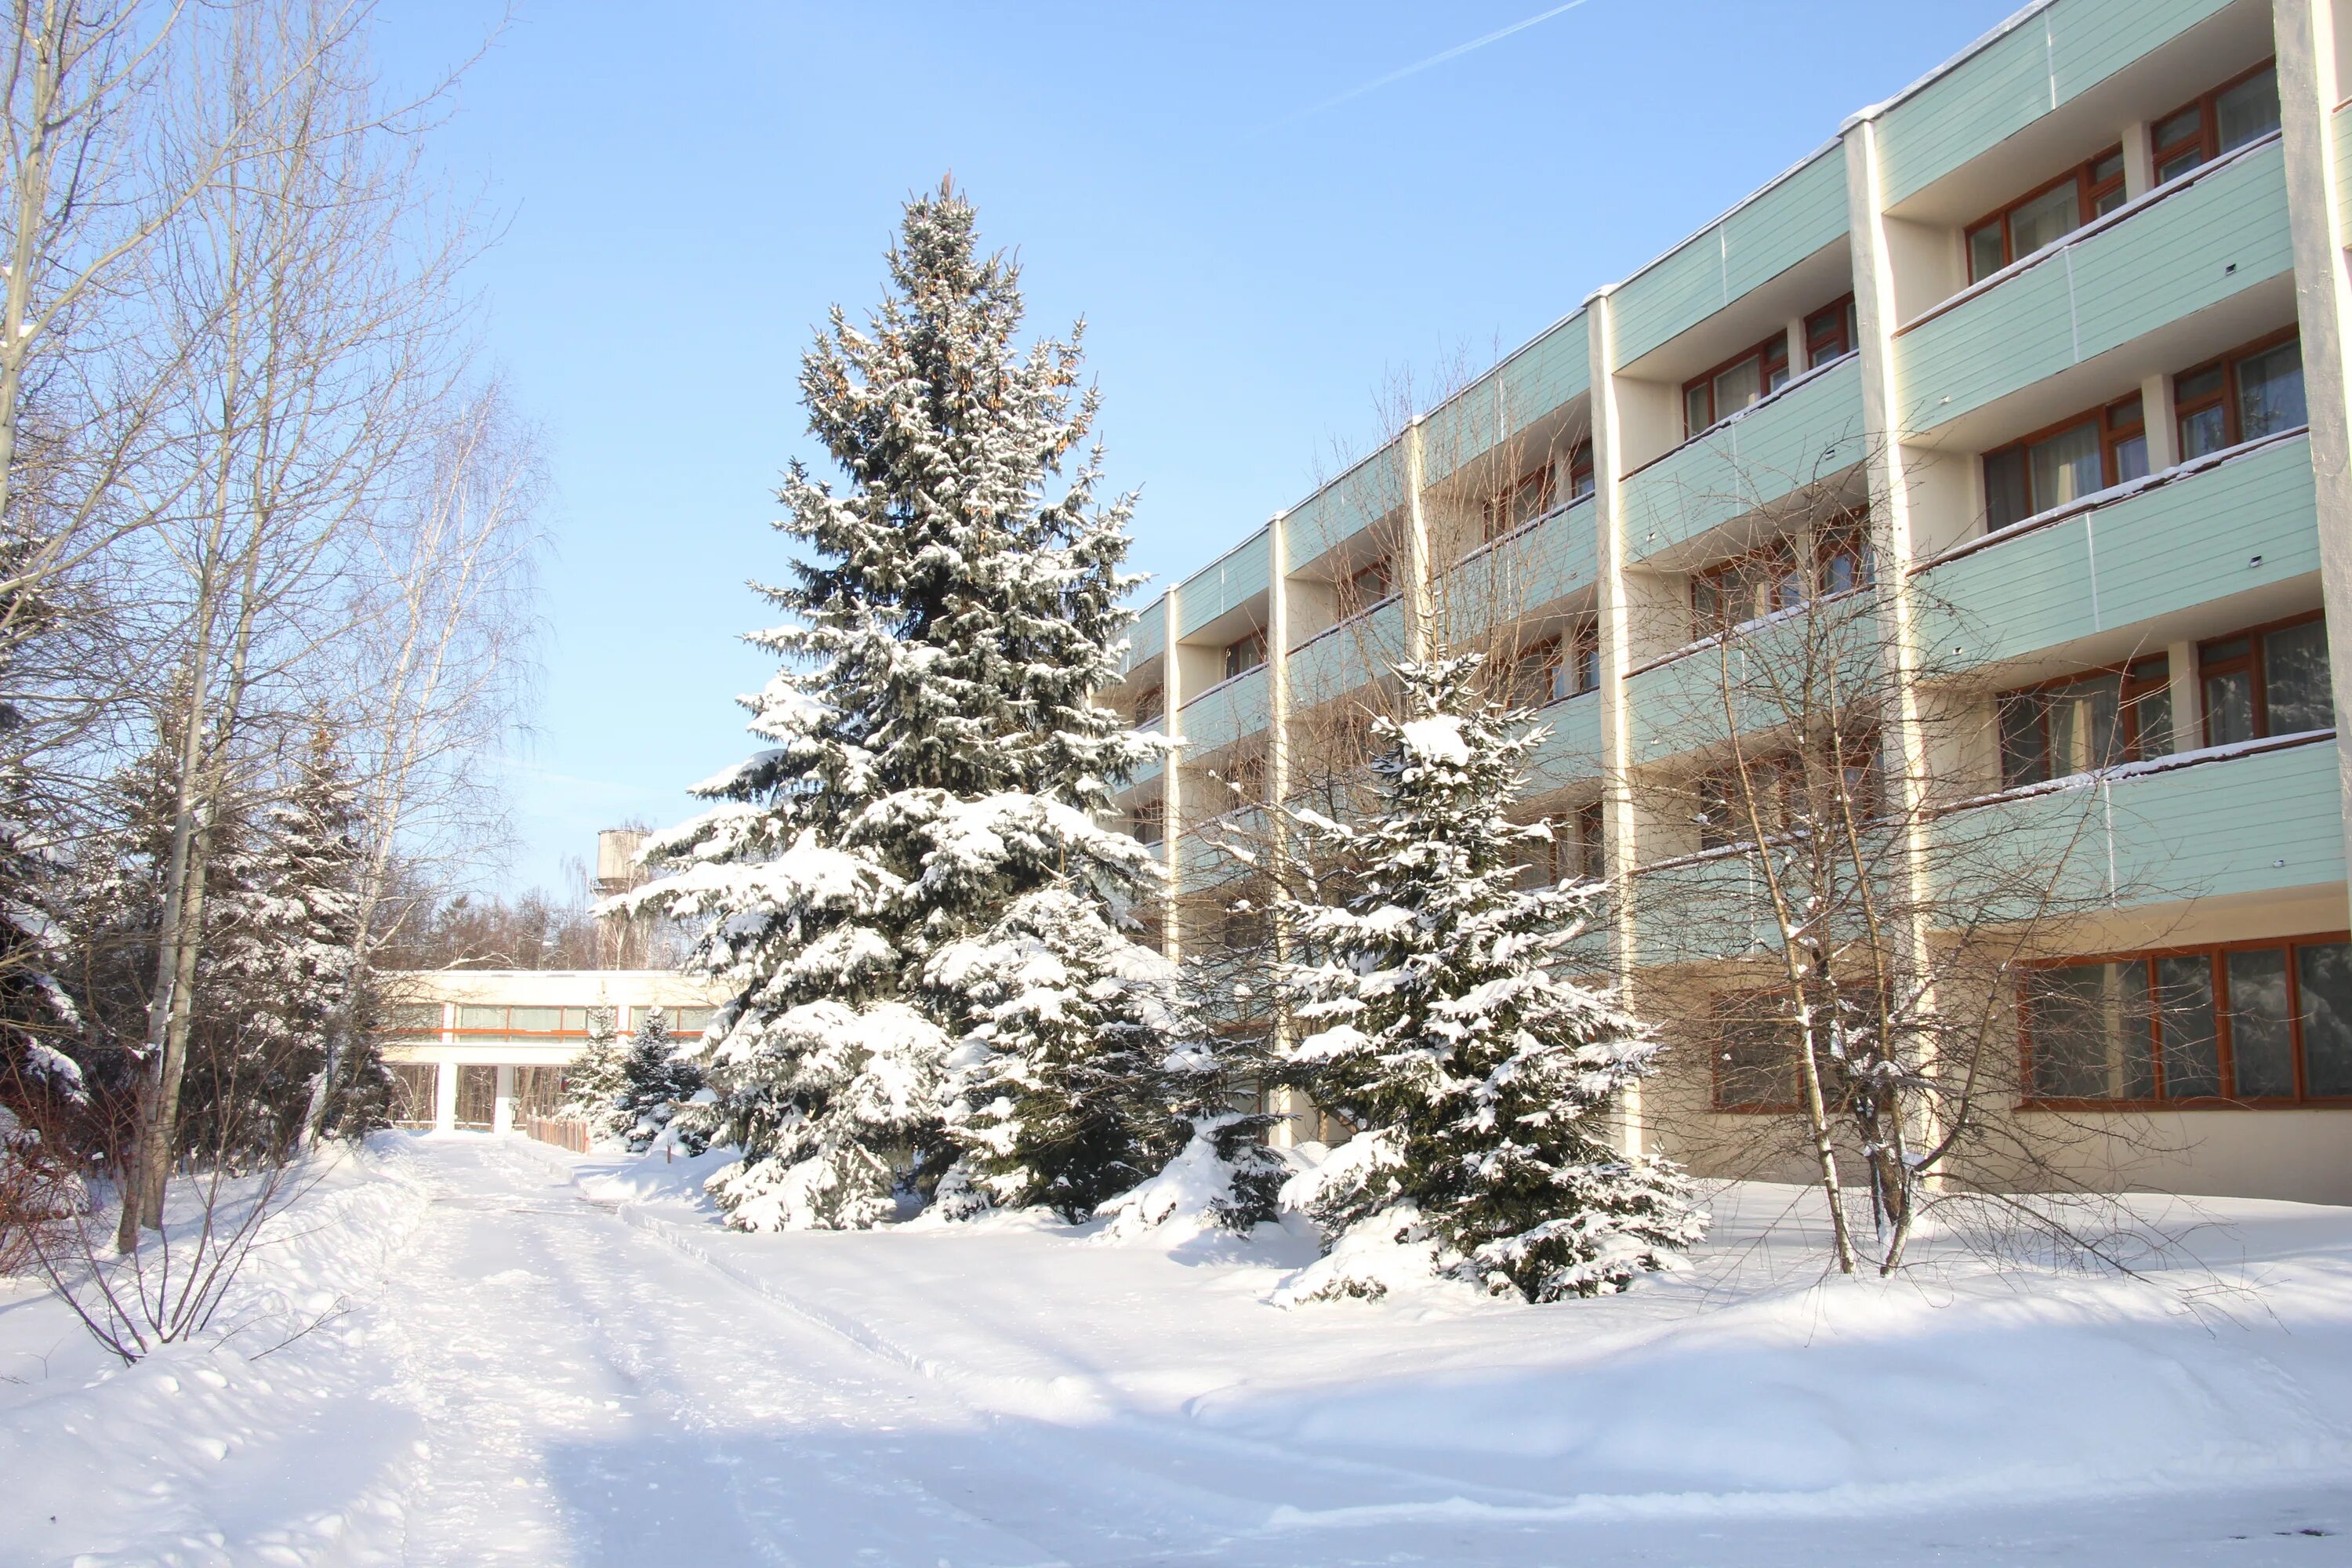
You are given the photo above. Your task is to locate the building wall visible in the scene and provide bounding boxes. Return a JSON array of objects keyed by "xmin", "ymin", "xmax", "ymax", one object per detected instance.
[
  {"xmin": 1103, "ymin": 0, "xmax": 2352, "ymax": 1201},
  {"xmin": 378, "ymin": 969, "xmax": 728, "ymax": 1134}
]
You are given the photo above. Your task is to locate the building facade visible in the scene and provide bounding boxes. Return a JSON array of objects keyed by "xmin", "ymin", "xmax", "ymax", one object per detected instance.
[
  {"xmin": 1109, "ymin": 0, "xmax": 2352, "ymax": 1203},
  {"xmin": 379, "ymin": 970, "xmax": 724, "ymax": 1134}
]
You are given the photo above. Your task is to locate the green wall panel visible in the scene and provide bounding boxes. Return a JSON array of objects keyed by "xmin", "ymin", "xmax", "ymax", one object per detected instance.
[
  {"xmin": 1878, "ymin": 0, "xmax": 2235, "ymax": 207},
  {"xmin": 1176, "ymin": 529, "xmax": 1272, "ymax": 637},
  {"xmin": 1917, "ymin": 432, "xmax": 2317, "ymax": 666},
  {"xmin": 1621, "ymin": 358, "xmax": 1866, "ymax": 561},
  {"xmin": 1897, "ymin": 138, "xmax": 2288, "ymax": 434},
  {"xmin": 1174, "ymin": 662, "xmax": 1270, "ymax": 755},
  {"xmin": 1613, "ymin": 149, "xmax": 1850, "ymax": 366}
]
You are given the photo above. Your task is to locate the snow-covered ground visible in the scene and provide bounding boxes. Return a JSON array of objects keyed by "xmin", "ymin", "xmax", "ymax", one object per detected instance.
[{"xmin": 2, "ymin": 1134, "xmax": 2348, "ymax": 1566}]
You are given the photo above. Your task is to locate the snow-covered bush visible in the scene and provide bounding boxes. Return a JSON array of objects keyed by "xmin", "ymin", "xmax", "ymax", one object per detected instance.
[{"xmin": 1274, "ymin": 657, "xmax": 1706, "ymax": 1303}]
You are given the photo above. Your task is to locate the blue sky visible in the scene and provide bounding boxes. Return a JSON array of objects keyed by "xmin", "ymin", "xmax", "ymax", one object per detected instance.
[{"xmin": 376, "ymin": 2, "xmax": 2020, "ymax": 895}]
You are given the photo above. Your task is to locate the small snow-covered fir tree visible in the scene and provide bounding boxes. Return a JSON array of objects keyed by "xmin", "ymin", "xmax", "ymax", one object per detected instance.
[
  {"xmin": 630, "ymin": 180, "xmax": 1261, "ymax": 1229},
  {"xmin": 1275, "ymin": 658, "xmax": 1705, "ymax": 1303},
  {"xmin": 614, "ymin": 1007, "xmax": 706, "ymax": 1153},
  {"xmin": 561, "ymin": 1007, "xmax": 631, "ymax": 1144}
]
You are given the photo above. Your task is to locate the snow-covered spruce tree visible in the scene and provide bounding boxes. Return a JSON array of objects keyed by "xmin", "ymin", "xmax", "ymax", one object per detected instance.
[
  {"xmin": 614, "ymin": 1007, "xmax": 706, "ymax": 1154},
  {"xmin": 628, "ymin": 180, "xmax": 1254, "ymax": 1230},
  {"xmin": 560, "ymin": 1007, "xmax": 630, "ymax": 1144},
  {"xmin": 1274, "ymin": 657, "xmax": 1704, "ymax": 1303}
]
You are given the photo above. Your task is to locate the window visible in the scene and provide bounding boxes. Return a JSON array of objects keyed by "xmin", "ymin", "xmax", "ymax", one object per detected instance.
[
  {"xmin": 1483, "ymin": 459, "xmax": 1558, "ymax": 541},
  {"xmin": 1996, "ymin": 657, "xmax": 2172, "ymax": 789},
  {"xmin": 1682, "ymin": 332, "xmax": 1790, "ymax": 437},
  {"xmin": 1965, "ymin": 146, "xmax": 2126, "ymax": 284},
  {"xmin": 1565, "ymin": 438, "xmax": 1595, "ymax": 503},
  {"xmin": 1511, "ymin": 621, "xmax": 1600, "ymax": 708},
  {"xmin": 387, "ymin": 1004, "xmax": 442, "ymax": 1033},
  {"xmin": 2152, "ymin": 62, "xmax": 2281, "ymax": 184},
  {"xmin": 1131, "ymin": 797, "xmax": 1165, "ymax": 845},
  {"xmin": 1222, "ymin": 628, "xmax": 1267, "ymax": 681},
  {"xmin": 1515, "ymin": 802, "xmax": 1607, "ymax": 889},
  {"xmin": 451, "ymin": 1006, "xmax": 604, "ymax": 1040},
  {"xmin": 1218, "ymin": 750, "xmax": 1266, "ymax": 806},
  {"xmin": 1694, "ymin": 735, "xmax": 1879, "ymax": 850},
  {"xmin": 2024, "ymin": 935, "xmax": 2352, "ymax": 1103},
  {"xmin": 2201, "ymin": 613, "xmax": 2332, "ymax": 746},
  {"xmin": 1345, "ymin": 556, "xmax": 1394, "ymax": 611},
  {"xmin": 1573, "ymin": 800, "xmax": 1606, "ymax": 882},
  {"xmin": 1132, "ymin": 683, "xmax": 1165, "ymax": 726},
  {"xmin": 1805, "ymin": 295, "xmax": 1858, "ymax": 369},
  {"xmin": 1982, "ymin": 395, "xmax": 2146, "ymax": 531},
  {"xmin": 2175, "ymin": 332, "xmax": 2306, "ymax": 460},
  {"xmin": 670, "ymin": 1006, "xmax": 717, "ymax": 1035},
  {"xmin": 1691, "ymin": 540, "xmax": 1802, "ymax": 634},
  {"xmin": 1816, "ymin": 515, "xmax": 1873, "ymax": 597}
]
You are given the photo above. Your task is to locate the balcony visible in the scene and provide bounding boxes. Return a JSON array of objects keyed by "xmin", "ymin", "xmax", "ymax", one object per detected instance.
[
  {"xmin": 1936, "ymin": 731, "xmax": 2344, "ymax": 911},
  {"xmin": 1622, "ymin": 597, "xmax": 1880, "ymax": 770},
  {"xmin": 1177, "ymin": 662, "xmax": 1272, "ymax": 755},
  {"xmin": 1446, "ymin": 496, "xmax": 1599, "ymax": 624},
  {"xmin": 1621, "ymin": 354, "xmax": 1865, "ymax": 564},
  {"xmin": 1913, "ymin": 428, "xmax": 2316, "ymax": 668},
  {"xmin": 1287, "ymin": 596, "xmax": 1406, "ymax": 706},
  {"xmin": 1896, "ymin": 135, "xmax": 2291, "ymax": 437},
  {"xmin": 1523, "ymin": 688, "xmax": 1603, "ymax": 793}
]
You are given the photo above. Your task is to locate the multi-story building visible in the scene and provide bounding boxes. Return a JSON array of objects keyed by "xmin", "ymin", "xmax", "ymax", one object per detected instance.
[{"xmin": 1107, "ymin": 0, "xmax": 2352, "ymax": 1203}]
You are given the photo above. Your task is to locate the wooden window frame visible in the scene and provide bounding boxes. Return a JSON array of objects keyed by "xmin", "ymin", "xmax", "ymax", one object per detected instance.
[
  {"xmin": 1980, "ymin": 394, "xmax": 2148, "ymax": 530},
  {"xmin": 451, "ymin": 1005, "xmax": 601, "ymax": 1040},
  {"xmin": 2172, "ymin": 325, "xmax": 2304, "ymax": 459},
  {"xmin": 2198, "ymin": 607, "xmax": 2329, "ymax": 746},
  {"xmin": 1804, "ymin": 294, "xmax": 1858, "ymax": 369},
  {"xmin": 1682, "ymin": 332, "xmax": 1791, "ymax": 438},
  {"xmin": 1222, "ymin": 627, "xmax": 1269, "ymax": 681},
  {"xmin": 1994, "ymin": 655, "xmax": 2172, "ymax": 789},
  {"xmin": 1482, "ymin": 459, "xmax": 1559, "ymax": 543},
  {"xmin": 1566, "ymin": 437, "xmax": 1595, "ymax": 502},
  {"xmin": 1691, "ymin": 539, "xmax": 1802, "ymax": 635},
  {"xmin": 1964, "ymin": 144, "xmax": 2126, "ymax": 285},
  {"xmin": 1131, "ymin": 797, "xmax": 1166, "ymax": 845},
  {"xmin": 2019, "ymin": 931, "xmax": 2352, "ymax": 1109},
  {"xmin": 1345, "ymin": 557, "xmax": 1394, "ymax": 610},
  {"xmin": 2151, "ymin": 59, "xmax": 2279, "ymax": 185},
  {"xmin": 1131, "ymin": 682, "xmax": 1165, "ymax": 727}
]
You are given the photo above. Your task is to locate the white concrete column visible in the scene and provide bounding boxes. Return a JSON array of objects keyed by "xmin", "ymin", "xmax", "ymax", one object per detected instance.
[
  {"xmin": 1785, "ymin": 315, "xmax": 1809, "ymax": 378},
  {"xmin": 1586, "ymin": 288, "xmax": 1643, "ymax": 1160},
  {"xmin": 2168, "ymin": 640, "xmax": 2201, "ymax": 752},
  {"xmin": 433, "ymin": 1058, "xmax": 457, "ymax": 1134},
  {"xmin": 493, "ymin": 1063, "xmax": 516, "ymax": 1135},
  {"xmin": 1846, "ymin": 109, "xmax": 1951, "ymax": 1166},
  {"xmin": 1403, "ymin": 418, "xmax": 1432, "ymax": 662},
  {"xmin": 1161, "ymin": 583, "xmax": 1185, "ymax": 962},
  {"xmin": 2275, "ymin": 0, "xmax": 2352, "ymax": 926},
  {"xmin": 2122, "ymin": 118, "xmax": 2156, "ymax": 201},
  {"xmin": 2141, "ymin": 372, "xmax": 2180, "ymax": 470}
]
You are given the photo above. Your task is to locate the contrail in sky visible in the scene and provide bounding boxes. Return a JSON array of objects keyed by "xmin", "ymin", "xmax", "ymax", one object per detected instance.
[{"xmin": 1276, "ymin": 0, "xmax": 1598, "ymax": 126}]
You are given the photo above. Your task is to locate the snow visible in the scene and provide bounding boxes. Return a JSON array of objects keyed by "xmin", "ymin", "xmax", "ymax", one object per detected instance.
[
  {"xmin": 1397, "ymin": 714, "xmax": 1468, "ymax": 764},
  {"xmin": 4, "ymin": 1135, "xmax": 2349, "ymax": 1564}
]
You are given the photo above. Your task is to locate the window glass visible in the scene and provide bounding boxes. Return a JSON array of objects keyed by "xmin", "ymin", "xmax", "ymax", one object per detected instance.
[
  {"xmin": 456, "ymin": 1004, "xmax": 504, "ymax": 1029},
  {"xmin": 1711, "ymin": 358, "xmax": 1761, "ymax": 423},
  {"xmin": 1999, "ymin": 693, "xmax": 2048, "ymax": 789},
  {"xmin": 2112, "ymin": 432, "xmax": 2148, "ymax": 484},
  {"xmin": 2047, "ymin": 673, "xmax": 2122, "ymax": 775},
  {"xmin": 508, "ymin": 1007, "xmax": 562, "ymax": 1033},
  {"xmin": 671, "ymin": 1006, "xmax": 717, "ymax": 1034},
  {"xmin": 2027, "ymin": 421, "xmax": 2102, "ymax": 511},
  {"xmin": 2028, "ymin": 962, "xmax": 2153, "ymax": 1098},
  {"xmin": 2204, "ymin": 667, "xmax": 2255, "ymax": 746},
  {"xmin": 2154, "ymin": 104, "xmax": 2202, "ymax": 151},
  {"xmin": 2156, "ymin": 954, "xmax": 2222, "ymax": 1098},
  {"xmin": 1967, "ymin": 223, "xmax": 2005, "ymax": 284},
  {"xmin": 2263, "ymin": 619, "xmax": 2332, "ymax": 735},
  {"xmin": 2296, "ymin": 942, "xmax": 2352, "ymax": 1097},
  {"xmin": 1683, "ymin": 383, "xmax": 1710, "ymax": 434},
  {"xmin": 2216, "ymin": 67, "xmax": 2281, "ymax": 153},
  {"xmin": 2228, "ymin": 947, "xmax": 2296, "ymax": 1097},
  {"xmin": 2007, "ymin": 183, "xmax": 2080, "ymax": 258},
  {"xmin": 2237, "ymin": 340, "xmax": 2305, "ymax": 440},
  {"xmin": 387, "ymin": 1004, "xmax": 441, "ymax": 1032}
]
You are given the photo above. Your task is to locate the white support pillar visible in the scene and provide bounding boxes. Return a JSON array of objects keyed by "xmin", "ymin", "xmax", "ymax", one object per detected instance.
[
  {"xmin": 433, "ymin": 1058, "xmax": 457, "ymax": 1134},
  {"xmin": 1403, "ymin": 419, "xmax": 1432, "ymax": 662},
  {"xmin": 2141, "ymin": 372, "xmax": 2180, "ymax": 471},
  {"xmin": 2274, "ymin": 0, "xmax": 2352, "ymax": 927},
  {"xmin": 1586, "ymin": 288, "xmax": 1643, "ymax": 1160},
  {"xmin": 1846, "ymin": 108, "xmax": 1951, "ymax": 1169},
  {"xmin": 1161, "ymin": 583, "xmax": 1186, "ymax": 962},
  {"xmin": 2122, "ymin": 118, "xmax": 2157, "ymax": 201},
  {"xmin": 493, "ymin": 1063, "xmax": 516, "ymax": 1135}
]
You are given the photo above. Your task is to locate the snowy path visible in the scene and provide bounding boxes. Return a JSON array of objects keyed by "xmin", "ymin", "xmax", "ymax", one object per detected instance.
[{"xmin": 352, "ymin": 1139, "xmax": 2350, "ymax": 1566}]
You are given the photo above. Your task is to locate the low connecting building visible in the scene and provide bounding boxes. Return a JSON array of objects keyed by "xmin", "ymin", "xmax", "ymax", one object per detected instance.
[{"xmin": 1109, "ymin": 0, "xmax": 2352, "ymax": 1203}]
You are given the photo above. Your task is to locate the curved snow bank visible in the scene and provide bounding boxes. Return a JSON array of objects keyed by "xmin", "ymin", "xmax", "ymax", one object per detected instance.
[{"xmin": 0, "ymin": 1136, "xmax": 438, "ymax": 1565}]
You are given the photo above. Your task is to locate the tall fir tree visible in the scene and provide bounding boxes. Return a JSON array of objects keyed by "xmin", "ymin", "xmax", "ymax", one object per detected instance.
[
  {"xmin": 614, "ymin": 1006, "xmax": 706, "ymax": 1153},
  {"xmin": 560, "ymin": 1007, "xmax": 632, "ymax": 1145},
  {"xmin": 631, "ymin": 181, "xmax": 1250, "ymax": 1230},
  {"xmin": 1274, "ymin": 658, "xmax": 1706, "ymax": 1302}
]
